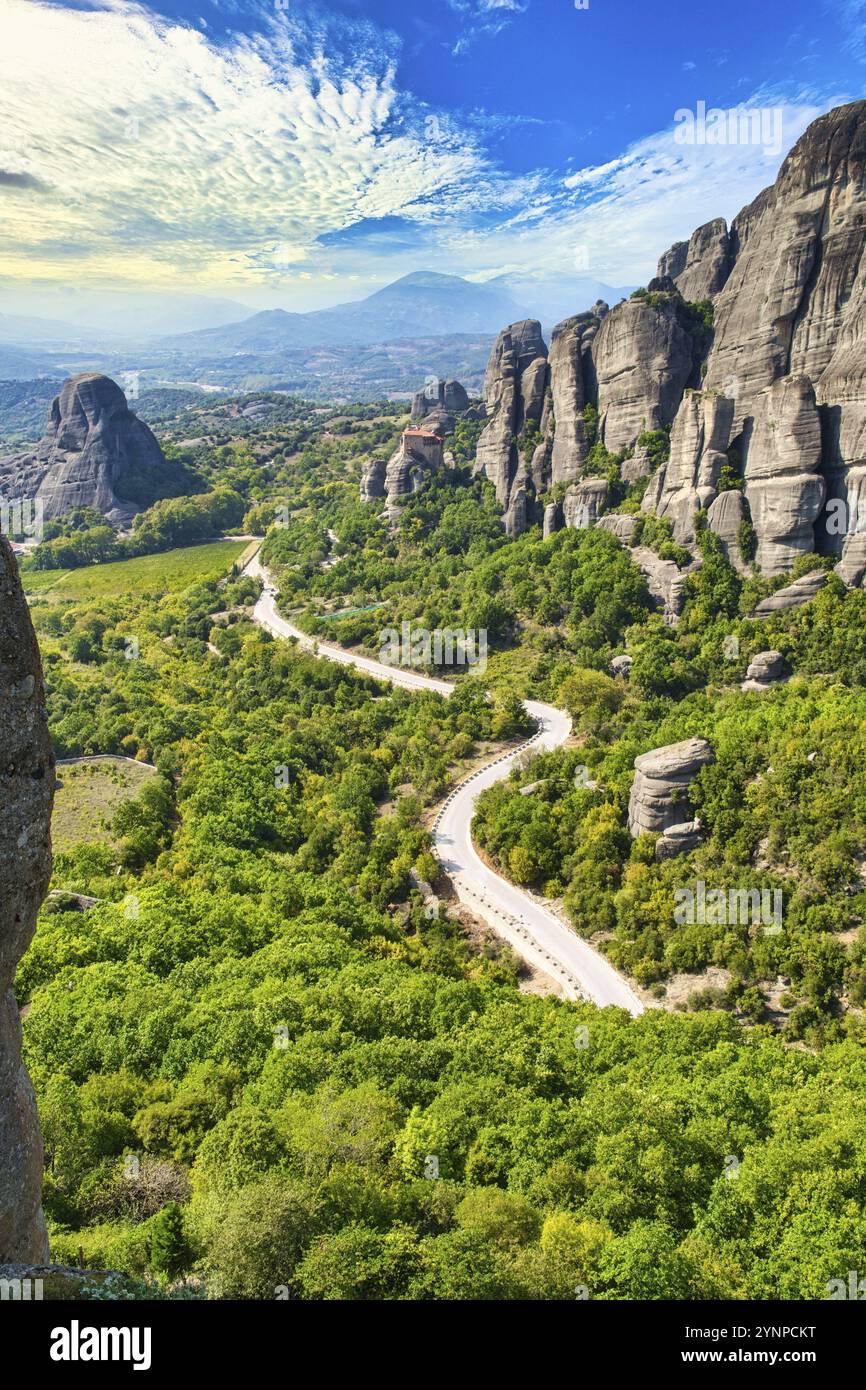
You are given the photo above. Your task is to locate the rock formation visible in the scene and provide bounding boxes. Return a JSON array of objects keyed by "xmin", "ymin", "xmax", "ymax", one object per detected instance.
[
  {"xmin": 616, "ymin": 103, "xmax": 865, "ymax": 591},
  {"xmin": 704, "ymin": 104, "xmax": 866, "ymax": 424},
  {"xmin": 645, "ymin": 389, "xmax": 735, "ymax": 544},
  {"xmin": 631, "ymin": 547, "xmax": 692, "ymax": 625},
  {"xmin": 0, "ymin": 538, "xmax": 53, "ymax": 1262},
  {"xmin": 596, "ymin": 514, "xmax": 638, "ymax": 544},
  {"xmin": 393, "ymin": 102, "xmax": 866, "ymax": 600},
  {"xmin": 742, "ymin": 650, "xmax": 785, "ymax": 692},
  {"xmin": 475, "ymin": 320, "xmax": 548, "ymax": 528},
  {"xmin": 411, "ymin": 378, "xmax": 471, "ymax": 422},
  {"xmin": 472, "ymin": 305, "xmax": 609, "ymax": 536},
  {"xmin": 627, "ymin": 737, "xmax": 715, "ymax": 848},
  {"xmin": 361, "ymin": 428, "xmax": 445, "ymax": 519},
  {"xmin": 360, "ymin": 457, "xmax": 387, "ymax": 502},
  {"xmin": 657, "ymin": 218, "xmax": 732, "ymax": 301},
  {"xmin": 742, "ymin": 376, "xmax": 825, "ymax": 575},
  {"xmin": 543, "ymin": 502, "xmax": 562, "ymax": 539},
  {"xmin": 547, "ymin": 314, "xmax": 596, "ymax": 486},
  {"xmin": 706, "ymin": 489, "xmax": 750, "ymax": 573},
  {"xmin": 750, "ymin": 569, "xmax": 827, "ymax": 617},
  {"xmin": 0, "ymin": 374, "xmax": 186, "ymax": 526},
  {"xmin": 563, "ymin": 478, "xmax": 608, "ymax": 530},
  {"xmin": 591, "ymin": 288, "xmax": 698, "ymax": 453}
]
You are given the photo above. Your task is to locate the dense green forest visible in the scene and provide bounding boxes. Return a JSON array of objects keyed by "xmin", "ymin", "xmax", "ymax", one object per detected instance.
[{"xmin": 19, "ymin": 396, "xmax": 866, "ymax": 1300}]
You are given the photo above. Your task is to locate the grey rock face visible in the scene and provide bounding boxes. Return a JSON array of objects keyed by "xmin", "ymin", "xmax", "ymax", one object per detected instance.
[
  {"xmin": 704, "ymin": 102, "xmax": 866, "ymax": 431},
  {"xmin": 543, "ymin": 502, "xmax": 562, "ymax": 538},
  {"xmin": 742, "ymin": 650, "xmax": 785, "ymax": 691},
  {"xmin": 503, "ymin": 484, "xmax": 528, "ymax": 539},
  {"xmin": 658, "ymin": 241, "xmax": 688, "ymax": 283},
  {"xmin": 563, "ymin": 478, "xmax": 609, "ymax": 530},
  {"xmin": 411, "ymin": 378, "xmax": 471, "ymax": 423},
  {"xmin": 611, "ymin": 653, "xmax": 633, "ymax": 679},
  {"xmin": 631, "ymin": 547, "xmax": 691, "ymax": 624},
  {"xmin": 658, "ymin": 218, "xmax": 732, "ymax": 301},
  {"xmin": 627, "ymin": 737, "xmax": 715, "ymax": 838},
  {"xmin": 0, "ymin": 538, "xmax": 54, "ymax": 1262},
  {"xmin": 360, "ymin": 457, "xmax": 387, "ymax": 502},
  {"xmin": 834, "ymin": 531, "xmax": 866, "ymax": 587},
  {"xmin": 743, "ymin": 376, "xmax": 825, "ymax": 575},
  {"xmin": 548, "ymin": 314, "xmax": 594, "ymax": 486},
  {"xmin": 596, "ymin": 514, "xmax": 639, "ymax": 544},
  {"xmin": 655, "ymin": 820, "xmax": 704, "ymax": 860},
  {"xmin": 707, "ymin": 489, "xmax": 750, "ymax": 572},
  {"xmin": 482, "ymin": 320, "xmax": 548, "ymax": 409},
  {"xmin": 0, "ymin": 374, "xmax": 180, "ymax": 526},
  {"xmin": 476, "ymin": 320, "xmax": 548, "ymax": 535},
  {"xmin": 750, "ymin": 569, "xmax": 827, "ymax": 617},
  {"xmin": 621, "ymin": 446, "xmax": 655, "ymax": 484},
  {"xmin": 591, "ymin": 292, "xmax": 696, "ymax": 453},
  {"xmin": 648, "ymin": 389, "xmax": 735, "ymax": 543}
]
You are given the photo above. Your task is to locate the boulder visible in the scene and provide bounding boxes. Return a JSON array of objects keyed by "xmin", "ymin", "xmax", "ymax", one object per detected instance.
[
  {"xmin": 750, "ymin": 569, "xmax": 827, "ymax": 617},
  {"xmin": 611, "ymin": 653, "xmax": 633, "ymax": 679},
  {"xmin": 621, "ymin": 446, "xmax": 655, "ymax": 484},
  {"xmin": 596, "ymin": 514, "xmax": 639, "ymax": 544},
  {"xmin": 655, "ymin": 820, "xmax": 704, "ymax": 860},
  {"xmin": 0, "ymin": 538, "xmax": 54, "ymax": 1261},
  {"xmin": 742, "ymin": 649, "xmax": 785, "ymax": 691},
  {"xmin": 631, "ymin": 546, "xmax": 692, "ymax": 624},
  {"xmin": 627, "ymin": 737, "xmax": 715, "ymax": 838}
]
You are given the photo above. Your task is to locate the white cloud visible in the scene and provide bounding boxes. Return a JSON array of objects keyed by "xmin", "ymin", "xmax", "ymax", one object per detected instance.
[
  {"xmin": 0, "ymin": 1, "xmax": 852, "ymax": 313},
  {"xmin": 0, "ymin": 0, "xmax": 501, "ymax": 295},
  {"xmin": 441, "ymin": 93, "xmax": 847, "ymax": 289}
]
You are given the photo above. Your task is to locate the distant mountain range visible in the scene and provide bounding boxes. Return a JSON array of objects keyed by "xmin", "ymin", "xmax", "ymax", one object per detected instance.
[
  {"xmin": 163, "ymin": 272, "xmax": 530, "ymax": 352},
  {"xmin": 164, "ymin": 271, "xmax": 631, "ymax": 354},
  {"xmin": 0, "ymin": 271, "xmax": 633, "ymax": 403}
]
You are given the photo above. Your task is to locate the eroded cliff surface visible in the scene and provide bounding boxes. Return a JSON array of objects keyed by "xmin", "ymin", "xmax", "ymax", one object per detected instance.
[{"xmin": 0, "ymin": 537, "xmax": 53, "ymax": 1262}]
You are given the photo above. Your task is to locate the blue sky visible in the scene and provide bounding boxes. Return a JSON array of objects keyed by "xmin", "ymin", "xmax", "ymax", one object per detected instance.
[{"xmin": 1, "ymin": 0, "xmax": 864, "ymax": 318}]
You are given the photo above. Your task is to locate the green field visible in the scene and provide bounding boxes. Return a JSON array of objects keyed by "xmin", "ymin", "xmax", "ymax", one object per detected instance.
[
  {"xmin": 21, "ymin": 540, "xmax": 250, "ymax": 599},
  {"xmin": 52, "ymin": 756, "xmax": 158, "ymax": 853}
]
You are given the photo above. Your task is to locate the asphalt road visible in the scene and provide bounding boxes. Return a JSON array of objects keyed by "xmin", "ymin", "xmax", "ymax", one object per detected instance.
[{"xmin": 244, "ymin": 549, "xmax": 644, "ymax": 1014}]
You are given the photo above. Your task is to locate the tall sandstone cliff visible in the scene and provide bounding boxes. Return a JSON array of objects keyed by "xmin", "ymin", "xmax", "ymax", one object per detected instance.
[
  {"xmin": 362, "ymin": 102, "xmax": 866, "ymax": 580},
  {"xmin": 0, "ymin": 538, "xmax": 53, "ymax": 1262},
  {"xmin": 648, "ymin": 101, "xmax": 866, "ymax": 579},
  {"xmin": 0, "ymin": 373, "xmax": 187, "ymax": 526}
]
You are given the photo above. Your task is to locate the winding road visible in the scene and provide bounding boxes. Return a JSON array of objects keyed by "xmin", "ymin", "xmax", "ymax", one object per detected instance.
[{"xmin": 243, "ymin": 549, "xmax": 644, "ymax": 1015}]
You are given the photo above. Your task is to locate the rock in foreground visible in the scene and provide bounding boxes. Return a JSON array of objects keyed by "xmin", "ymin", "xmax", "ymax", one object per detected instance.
[
  {"xmin": 627, "ymin": 737, "xmax": 715, "ymax": 840},
  {"xmin": 0, "ymin": 538, "xmax": 54, "ymax": 1262}
]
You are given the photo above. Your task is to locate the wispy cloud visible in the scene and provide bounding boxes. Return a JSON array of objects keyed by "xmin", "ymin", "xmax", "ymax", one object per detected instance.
[
  {"xmin": 447, "ymin": 0, "xmax": 529, "ymax": 55},
  {"xmin": 0, "ymin": 0, "xmax": 509, "ymax": 295},
  {"xmin": 0, "ymin": 0, "xmax": 851, "ymax": 311},
  {"xmin": 440, "ymin": 92, "xmax": 846, "ymax": 289}
]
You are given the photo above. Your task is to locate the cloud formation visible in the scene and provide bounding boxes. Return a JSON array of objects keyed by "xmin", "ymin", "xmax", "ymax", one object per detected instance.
[
  {"xmin": 0, "ymin": 0, "xmax": 508, "ymax": 295},
  {"xmin": 0, "ymin": 0, "xmax": 851, "ymax": 308}
]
